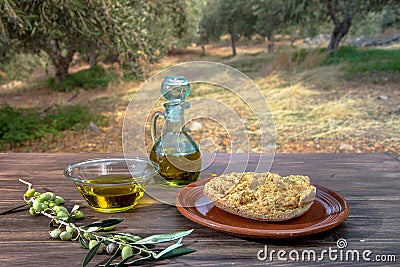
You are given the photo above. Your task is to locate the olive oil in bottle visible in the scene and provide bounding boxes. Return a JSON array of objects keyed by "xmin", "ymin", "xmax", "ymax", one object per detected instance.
[
  {"xmin": 150, "ymin": 149, "xmax": 201, "ymax": 187},
  {"xmin": 75, "ymin": 175, "xmax": 144, "ymax": 213}
]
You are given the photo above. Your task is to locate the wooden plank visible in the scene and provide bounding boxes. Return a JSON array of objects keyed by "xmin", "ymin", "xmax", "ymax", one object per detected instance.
[{"xmin": 0, "ymin": 153, "xmax": 399, "ymax": 266}]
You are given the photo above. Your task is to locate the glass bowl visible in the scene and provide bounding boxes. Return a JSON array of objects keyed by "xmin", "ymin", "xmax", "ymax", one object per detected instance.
[{"xmin": 64, "ymin": 158, "xmax": 159, "ymax": 213}]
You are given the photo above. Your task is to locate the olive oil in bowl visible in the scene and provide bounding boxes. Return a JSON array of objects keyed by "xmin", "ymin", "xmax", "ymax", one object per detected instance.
[
  {"xmin": 64, "ymin": 158, "xmax": 159, "ymax": 213},
  {"xmin": 75, "ymin": 175, "xmax": 144, "ymax": 213}
]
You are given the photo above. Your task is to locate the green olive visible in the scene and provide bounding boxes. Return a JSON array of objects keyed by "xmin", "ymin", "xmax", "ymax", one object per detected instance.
[
  {"xmin": 60, "ymin": 231, "xmax": 72, "ymax": 241},
  {"xmin": 54, "ymin": 196, "xmax": 65, "ymax": 205},
  {"xmin": 27, "ymin": 200, "xmax": 33, "ymax": 207},
  {"xmin": 29, "ymin": 207, "xmax": 37, "ymax": 216},
  {"xmin": 51, "ymin": 205, "xmax": 59, "ymax": 212},
  {"xmin": 66, "ymin": 224, "xmax": 76, "ymax": 234},
  {"xmin": 54, "ymin": 206, "xmax": 68, "ymax": 214},
  {"xmin": 56, "ymin": 211, "xmax": 68, "ymax": 219},
  {"xmin": 101, "ymin": 225, "xmax": 115, "ymax": 231},
  {"xmin": 59, "ymin": 206, "xmax": 69, "ymax": 214},
  {"xmin": 34, "ymin": 192, "xmax": 41, "ymax": 197},
  {"xmin": 25, "ymin": 188, "xmax": 36, "ymax": 197},
  {"xmin": 84, "ymin": 232, "xmax": 95, "ymax": 240},
  {"xmin": 32, "ymin": 199, "xmax": 41, "ymax": 212},
  {"xmin": 46, "ymin": 192, "xmax": 56, "ymax": 200},
  {"xmin": 121, "ymin": 246, "xmax": 133, "ymax": 260},
  {"xmin": 39, "ymin": 193, "xmax": 51, "ymax": 201},
  {"xmin": 49, "ymin": 229, "xmax": 62, "ymax": 239},
  {"xmin": 72, "ymin": 210, "xmax": 84, "ymax": 219},
  {"xmin": 88, "ymin": 240, "xmax": 99, "ymax": 250},
  {"xmin": 48, "ymin": 202, "xmax": 56, "ymax": 208}
]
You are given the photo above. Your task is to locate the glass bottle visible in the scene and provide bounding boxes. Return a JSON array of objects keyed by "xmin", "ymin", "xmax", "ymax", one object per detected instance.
[{"xmin": 150, "ymin": 76, "xmax": 201, "ymax": 187}]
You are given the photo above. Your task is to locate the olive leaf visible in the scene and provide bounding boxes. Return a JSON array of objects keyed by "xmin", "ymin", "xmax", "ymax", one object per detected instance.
[
  {"xmin": 0, "ymin": 203, "xmax": 28, "ymax": 215},
  {"xmin": 84, "ymin": 218, "xmax": 124, "ymax": 228},
  {"xmin": 71, "ymin": 205, "xmax": 80, "ymax": 213},
  {"xmin": 106, "ymin": 253, "xmax": 151, "ymax": 267},
  {"xmin": 86, "ymin": 226, "xmax": 100, "ymax": 233},
  {"xmin": 158, "ymin": 247, "xmax": 197, "ymax": 259},
  {"xmin": 112, "ymin": 233, "xmax": 141, "ymax": 243},
  {"xmin": 134, "ymin": 229, "xmax": 193, "ymax": 245},
  {"xmin": 79, "ymin": 237, "xmax": 89, "ymax": 249},
  {"xmin": 114, "ymin": 255, "xmax": 138, "ymax": 267},
  {"xmin": 82, "ymin": 240, "xmax": 103, "ymax": 267},
  {"xmin": 153, "ymin": 237, "xmax": 183, "ymax": 259},
  {"xmin": 103, "ymin": 247, "xmax": 121, "ymax": 267}
]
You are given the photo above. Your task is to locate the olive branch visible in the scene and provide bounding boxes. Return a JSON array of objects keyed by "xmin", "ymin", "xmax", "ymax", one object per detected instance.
[{"xmin": 14, "ymin": 179, "xmax": 195, "ymax": 267}]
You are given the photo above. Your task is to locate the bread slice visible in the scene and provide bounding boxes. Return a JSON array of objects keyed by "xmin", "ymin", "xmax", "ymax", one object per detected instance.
[{"xmin": 203, "ymin": 172, "xmax": 316, "ymax": 222}]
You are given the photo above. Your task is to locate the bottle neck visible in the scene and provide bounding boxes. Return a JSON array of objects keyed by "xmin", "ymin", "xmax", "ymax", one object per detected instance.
[{"xmin": 165, "ymin": 103, "xmax": 185, "ymax": 133}]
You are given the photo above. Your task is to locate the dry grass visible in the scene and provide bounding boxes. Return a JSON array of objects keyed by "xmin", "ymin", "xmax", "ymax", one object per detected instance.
[
  {"xmin": 272, "ymin": 47, "xmax": 295, "ymax": 71},
  {"xmin": 257, "ymin": 68, "xmax": 399, "ymax": 156}
]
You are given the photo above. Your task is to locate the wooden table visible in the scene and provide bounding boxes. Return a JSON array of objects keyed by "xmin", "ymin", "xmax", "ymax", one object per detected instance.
[{"xmin": 0, "ymin": 153, "xmax": 399, "ymax": 266}]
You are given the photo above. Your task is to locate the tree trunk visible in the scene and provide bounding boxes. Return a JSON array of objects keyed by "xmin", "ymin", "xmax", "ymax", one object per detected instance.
[
  {"xmin": 201, "ymin": 44, "xmax": 206, "ymax": 55},
  {"xmin": 89, "ymin": 49, "xmax": 98, "ymax": 67},
  {"xmin": 327, "ymin": 19, "xmax": 352, "ymax": 51},
  {"xmin": 326, "ymin": 1, "xmax": 354, "ymax": 52},
  {"xmin": 230, "ymin": 31, "xmax": 237, "ymax": 56},
  {"xmin": 47, "ymin": 40, "xmax": 75, "ymax": 82},
  {"xmin": 267, "ymin": 33, "xmax": 275, "ymax": 54},
  {"xmin": 52, "ymin": 58, "xmax": 70, "ymax": 82}
]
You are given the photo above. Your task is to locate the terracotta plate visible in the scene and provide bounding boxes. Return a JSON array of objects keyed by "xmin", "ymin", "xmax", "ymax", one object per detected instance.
[{"xmin": 176, "ymin": 178, "xmax": 350, "ymax": 238}]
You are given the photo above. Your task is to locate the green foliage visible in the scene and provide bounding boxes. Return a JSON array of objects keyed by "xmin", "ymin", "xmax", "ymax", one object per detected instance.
[
  {"xmin": 200, "ymin": 0, "xmax": 256, "ymax": 54},
  {"xmin": 47, "ymin": 66, "xmax": 114, "ymax": 91},
  {"xmin": 253, "ymin": 0, "xmax": 399, "ymax": 51},
  {"xmin": 290, "ymin": 46, "xmax": 400, "ymax": 78},
  {"xmin": 325, "ymin": 46, "xmax": 400, "ymax": 77},
  {"xmin": 1, "ymin": 0, "xmax": 190, "ymax": 81},
  {"xmin": 0, "ymin": 105, "xmax": 43, "ymax": 144},
  {"xmin": 380, "ymin": 6, "xmax": 400, "ymax": 31},
  {"xmin": 325, "ymin": 46, "xmax": 400, "ymax": 65},
  {"xmin": 350, "ymin": 3, "xmax": 400, "ymax": 35},
  {"xmin": 253, "ymin": 0, "xmax": 294, "ymax": 38},
  {"xmin": 0, "ymin": 52, "xmax": 48, "ymax": 83},
  {"xmin": 0, "ymin": 105, "xmax": 106, "ymax": 147},
  {"xmin": 44, "ymin": 105, "xmax": 106, "ymax": 133},
  {"xmin": 351, "ymin": 12, "xmax": 382, "ymax": 35},
  {"xmin": 180, "ymin": 0, "xmax": 207, "ymax": 47}
]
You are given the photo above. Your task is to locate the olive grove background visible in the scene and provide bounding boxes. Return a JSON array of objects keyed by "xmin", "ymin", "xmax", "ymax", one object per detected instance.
[{"xmin": 0, "ymin": 0, "xmax": 399, "ymax": 156}]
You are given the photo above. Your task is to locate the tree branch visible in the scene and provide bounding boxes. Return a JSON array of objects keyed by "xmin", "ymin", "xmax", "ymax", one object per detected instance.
[{"xmin": 326, "ymin": 0, "xmax": 338, "ymax": 25}]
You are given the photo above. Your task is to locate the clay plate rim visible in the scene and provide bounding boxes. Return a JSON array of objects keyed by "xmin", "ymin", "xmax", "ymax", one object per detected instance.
[{"xmin": 175, "ymin": 178, "xmax": 350, "ymax": 238}]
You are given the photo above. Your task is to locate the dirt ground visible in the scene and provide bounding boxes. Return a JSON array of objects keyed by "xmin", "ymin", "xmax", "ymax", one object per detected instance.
[{"xmin": 0, "ymin": 43, "xmax": 399, "ymax": 157}]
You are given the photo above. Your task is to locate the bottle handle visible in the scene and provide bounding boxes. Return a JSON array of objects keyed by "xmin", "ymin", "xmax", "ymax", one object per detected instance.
[{"xmin": 151, "ymin": 111, "xmax": 165, "ymax": 145}]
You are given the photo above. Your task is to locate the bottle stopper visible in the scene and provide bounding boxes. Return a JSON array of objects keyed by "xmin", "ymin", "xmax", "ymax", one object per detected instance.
[{"xmin": 161, "ymin": 76, "xmax": 190, "ymax": 105}]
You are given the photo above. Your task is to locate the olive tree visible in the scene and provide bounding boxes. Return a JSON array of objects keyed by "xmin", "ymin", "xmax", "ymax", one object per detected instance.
[
  {"xmin": 0, "ymin": 0, "xmax": 187, "ymax": 81},
  {"xmin": 253, "ymin": 0, "xmax": 291, "ymax": 53},
  {"xmin": 200, "ymin": 0, "xmax": 256, "ymax": 56},
  {"xmin": 276, "ymin": 0, "xmax": 398, "ymax": 51}
]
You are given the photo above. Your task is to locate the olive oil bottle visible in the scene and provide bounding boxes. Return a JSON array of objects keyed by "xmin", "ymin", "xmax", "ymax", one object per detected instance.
[{"xmin": 150, "ymin": 76, "xmax": 201, "ymax": 187}]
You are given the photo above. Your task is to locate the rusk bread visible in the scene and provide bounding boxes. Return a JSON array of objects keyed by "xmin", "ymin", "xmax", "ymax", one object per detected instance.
[{"xmin": 203, "ymin": 172, "xmax": 316, "ymax": 222}]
